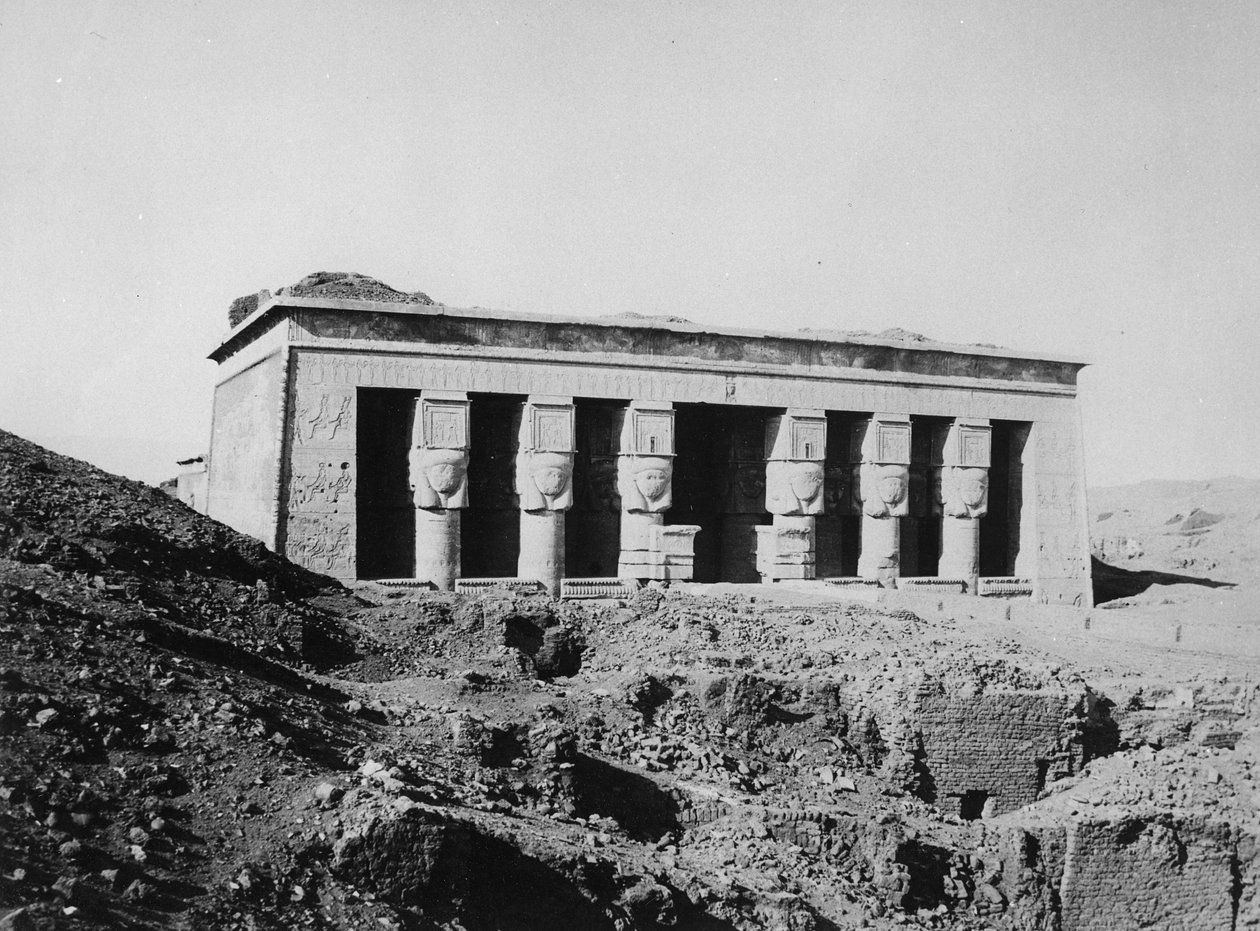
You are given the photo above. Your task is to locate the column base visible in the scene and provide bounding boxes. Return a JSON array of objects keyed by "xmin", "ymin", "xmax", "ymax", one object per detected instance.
[{"xmin": 755, "ymin": 515, "xmax": 817, "ymax": 582}]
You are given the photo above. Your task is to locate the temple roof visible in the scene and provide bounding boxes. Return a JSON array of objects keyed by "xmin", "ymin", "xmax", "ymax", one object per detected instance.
[{"xmin": 217, "ymin": 272, "xmax": 1087, "ymax": 368}]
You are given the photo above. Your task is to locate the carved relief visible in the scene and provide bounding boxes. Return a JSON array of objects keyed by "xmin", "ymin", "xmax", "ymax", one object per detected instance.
[
  {"xmin": 765, "ymin": 461, "xmax": 824, "ymax": 516},
  {"xmin": 516, "ymin": 450, "xmax": 574, "ymax": 511},
  {"xmin": 618, "ymin": 456, "xmax": 673, "ymax": 513},
  {"xmin": 582, "ymin": 458, "xmax": 621, "ymax": 513},
  {"xmin": 876, "ymin": 421, "xmax": 911, "ymax": 464},
  {"xmin": 294, "ymin": 394, "xmax": 353, "ymax": 446},
  {"xmin": 823, "ymin": 465, "xmax": 853, "ymax": 515},
  {"xmin": 1036, "ymin": 473, "xmax": 1079, "ymax": 512},
  {"xmin": 288, "ymin": 459, "xmax": 353, "ymax": 509},
  {"xmin": 941, "ymin": 466, "xmax": 989, "ymax": 519},
  {"xmin": 409, "ymin": 447, "xmax": 469, "ymax": 509},
  {"xmin": 286, "ymin": 515, "xmax": 353, "ymax": 574},
  {"xmin": 1037, "ymin": 529, "xmax": 1089, "ymax": 579},
  {"xmin": 720, "ymin": 460, "xmax": 766, "ymax": 514},
  {"xmin": 929, "ymin": 467, "xmax": 945, "ymax": 518},
  {"xmin": 860, "ymin": 462, "xmax": 910, "ymax": 518}
]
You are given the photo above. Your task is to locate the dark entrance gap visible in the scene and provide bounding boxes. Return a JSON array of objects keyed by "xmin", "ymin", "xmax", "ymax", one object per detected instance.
[
  {"xmin": 904, "ymin": 415, "xmax": 949, "ymax": 576},
  {"xmin": 817, "ymin": 411, "xmax": 865, "ymax": 577},
  {"xmin": 958, "ymin": 790, "xmax": 990, "ymax": 821},
  {"xmin": 565, "ymin": 399, "xmax": 626, "ymax": 577},
  {"xmin": 356, "ymin": 388, "xmax": 417, "ymax": 579},
  {"xmin": 461, "ymin": 393, "xmax": 523, "ymax": 578},
  {"xmin": 672, "ymin": 404, "xmax": 775, "ymax": 583},
  {"xmin": 979, "ymin": 420, "xmax": 1030, "ymax": 576}
]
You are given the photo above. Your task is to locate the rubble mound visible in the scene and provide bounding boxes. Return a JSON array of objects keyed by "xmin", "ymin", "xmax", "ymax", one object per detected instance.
[
  {"xmin": 1, "ymin": 430, "xmax": 1256, "ymax": 929},
  {"xmin": 227, "ymin": 272, "xmax": 436, "ymax": 327}
]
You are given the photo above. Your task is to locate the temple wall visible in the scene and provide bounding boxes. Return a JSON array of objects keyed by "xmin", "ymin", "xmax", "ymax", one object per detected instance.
[
  {"xmin": 205, "ymin": 350, "xmax": 285, "ymax": 547},
  {"xmin": 257, "ymin": 341, "xmax": 1089, "ymax": 591},
  {"xmin": 279, "ymin": 359, "xmax": 357, "ymax": 578}
]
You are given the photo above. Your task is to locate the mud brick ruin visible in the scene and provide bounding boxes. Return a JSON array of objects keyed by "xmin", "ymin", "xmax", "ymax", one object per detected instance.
[{"xmin": 204, "ymin": 272, "xmax": 1091, "ymax": 605}]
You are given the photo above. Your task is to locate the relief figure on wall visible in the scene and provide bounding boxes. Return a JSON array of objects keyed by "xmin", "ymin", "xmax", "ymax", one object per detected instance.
[{"xmin": 296, "ymin": 394, "xmax": 353, "ymax": 446}]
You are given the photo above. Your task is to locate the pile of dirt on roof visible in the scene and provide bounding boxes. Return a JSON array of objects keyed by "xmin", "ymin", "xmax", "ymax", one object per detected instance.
[{"xmin": 227, "ymin": 272, "xmax": 435, "ymax": 327}]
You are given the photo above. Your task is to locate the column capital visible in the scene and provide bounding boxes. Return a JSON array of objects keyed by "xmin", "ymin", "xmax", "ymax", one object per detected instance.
[
  {"xmin": 409, "ymin": 394, "xmax": 470, "ymax": 509},
  {"xmin": 516, "ymin": 396, "xmax": 575, "ymax": 511},
  {"xmin": 764, "ymin": 410, "xmax": 826, "ymax": 516},
  {"xmin": 856, "ymin": 413, "xmax": 912, "ymax": 466},
  {"xmin": 618, "ymin": 401, "xmax": 674, "ymax": 458},
  {"xmin": 943, "ymin": 418, "xmax": 991, "ymax": 468}
]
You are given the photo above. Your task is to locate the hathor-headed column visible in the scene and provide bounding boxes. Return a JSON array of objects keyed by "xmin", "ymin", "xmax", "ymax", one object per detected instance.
[
  {"xmin": 937, "ymin": 418, "xmax": 991, "ymax": 592},
  {"xmin": 756, "ymin": 410, "xmax": 826, "ymax": 581},
  {"xmin": 408, "ymin": 392, "xmax": 470, "ymax": 590},
  {"xmin": 856, "ymin": 414, "xmax": 911, "ymax": 586},
  {"xmin": 616, "ymin": 401, "xmax": 698, "ymax": 580},
  {"xmin": 515, "ymin": 396, "xmax": 576, "ymax": 597}
]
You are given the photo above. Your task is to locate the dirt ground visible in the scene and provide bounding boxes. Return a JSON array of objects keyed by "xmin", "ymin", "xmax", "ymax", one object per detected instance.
[{"xmin": 1, "ymin": 429, "xmax": 1256, "ymax": 930}]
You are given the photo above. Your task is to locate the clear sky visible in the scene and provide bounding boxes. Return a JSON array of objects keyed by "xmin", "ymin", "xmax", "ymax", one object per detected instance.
[{"xmin": 2, "ymin": 1, "xmax": 1257, "ymax": 487}]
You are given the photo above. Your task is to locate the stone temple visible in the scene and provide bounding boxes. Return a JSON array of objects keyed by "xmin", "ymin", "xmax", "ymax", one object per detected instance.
[{"xmin": 205, "ymin": 273, "xmax": 1092, "ymax": 606}]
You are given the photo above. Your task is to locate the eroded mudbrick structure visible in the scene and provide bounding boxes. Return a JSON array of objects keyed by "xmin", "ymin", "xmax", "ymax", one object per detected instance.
[{"xmin": 205, "ymin": 273, "xmax": 1092, "ymax": 605}]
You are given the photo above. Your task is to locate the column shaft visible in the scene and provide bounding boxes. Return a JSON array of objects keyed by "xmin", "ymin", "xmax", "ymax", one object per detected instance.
[
  {"xmin": 520, "ymin": 509, "xmax": 566, "ymax": 597},
  {"xmin": 415, "ymin": 508, "xmax": 460, "ymax": 591},
  {"xmin": 858, "ymin": 513, "xmax": 900, "ymax": 585},
  {"xmin": 939, "ymin": 516, "xmax": 980, "ymax": 589}
]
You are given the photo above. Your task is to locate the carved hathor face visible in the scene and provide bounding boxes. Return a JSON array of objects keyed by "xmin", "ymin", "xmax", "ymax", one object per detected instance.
[
  {"xmin": 789, "ymin": 463, "xmax": 824, "ymax": 504},
  {"xmin": 956, "ymin": 467, "xmax": 988, "ymax": 509},
  {"xmin": 878, "ymin": 473, "xmax": 907, "ymax": 507},
  {"xmin": 635, "ymin": 467, "xmax": 669, "ymax": 503},
  {"xmin": 417, "ymin": 447, "xmax": 467, "ymax": 495},
  {"xmin": 427, "ymin": 461, "xmax": 466, "ymax": 495},
  {"xmin": 532, "ymin": 465, "xmax": 571, "ymax": 497}
]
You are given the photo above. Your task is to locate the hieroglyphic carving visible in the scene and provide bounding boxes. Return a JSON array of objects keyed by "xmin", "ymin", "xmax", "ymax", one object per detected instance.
[
  {"xmin": 292, "ymin": 350, "xmax": 1073, "ymax": 422},
  {"xmin": 1036, "ymin": 528, "xmax": 1089, "ymax": 579},
  {"xmin": 294, "ymin": 393, "xmax": 353, "ymax": 446},
  {"xmin": 288, "ymin": 459, "xmax": 353, "ymax": 509},
  {"xmin": 286, "ymin": 514, "xmax": 353, "ymax": 575},
  {"xmin": 1036, "ymin": 473, "xmax": 1079, "ymax": 511}
]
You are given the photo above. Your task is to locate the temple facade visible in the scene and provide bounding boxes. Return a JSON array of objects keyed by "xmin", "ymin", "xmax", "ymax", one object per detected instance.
[{"xmin": 205, "ymin": 274, "xmax": 1092, "ymax": 606}]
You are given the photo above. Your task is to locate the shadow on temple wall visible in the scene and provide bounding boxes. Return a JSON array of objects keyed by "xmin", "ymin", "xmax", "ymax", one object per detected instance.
[{"xmin": 1091, "ymin": 556, "xmax": 1236, "ymax": 605}]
